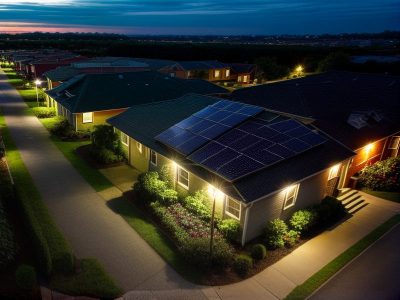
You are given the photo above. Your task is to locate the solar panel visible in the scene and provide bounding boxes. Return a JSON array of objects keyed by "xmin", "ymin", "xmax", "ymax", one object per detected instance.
[
  {"xmin": 175, "ymin": 115, "xmax": 202, "ymax": 129},
  {"xmin": 299, "ymin": 132, "xmax": 326, "ymax": 146},
  {"xmin": 218, "ymin": 155, "xmax": 264, "ymax": 180},
  {"xmin": 217, "ymin": 129, "xmax": 247, "ymax": 145},
  {"xmin": 175, "ymin": 136, "xmax": 209, "ymax": 155},
  {"xmin": 237, "ymin": 120, "xmax": 265, "ymax": 133},
  {"xmin": 281, "ymin": 138, "xmax": 311, "ymax": 153},
  {"xmin": 207, "ymin": 110, "xmax": 232, "ymax": 122},
  {"xmin": 202, "ymin": 148, "xmax": 240, "ymax": 170},
  {"xmin": 166, "ymin": 130, "xmax": 197, "ymax": 149},
  {"xmin": 267, "ymin": 143, "xmax": 296, "ymax": 158},
  {"xmin": 193, "ymin": 106, "xmax": 220, "ymax": 118},
  {"xmin": 189, "ymin": 142, "xmax": 225, "ymax": 163},
  {"xmin": 211, "ymin": 100, "xmax": 231, "ymax": 109},
  {"xmin": 269, "ymin": 119, "xmax": 301, "ymax": 133},
  {"xmin": 237, "ymin": 105, "xmax": 264, "ymax": 116},
  {"xmin": 189, "ymin": 119, "xmax": 215, "ymax": 133},
  {"xmin": 229, "ymin": 134, "xmax": 260, "ymax": 151},
  {"xmin": 254, "ymin": 126, "xmax": 280, "ymax": 140},
  {"xmin": 220, "ymin": 113, "xmax": 249, "ymax": 126},
  {"xmin": 199, "ymin": 123, "xmax": 230, "ymax": 139},
  {"xmin": 286, "ymin": 125, "xmax": 312, "ymax": 138},
  {"xmin": 223, "ymin": 102, "xmax": 245, "ymax": 112},
  {"xmin": 156, "ymin": 125, "xmax": 185, "ymax": 142},
  {"xmin": 268, "ymin": 133, "xmax": 291, "ymax": 143}
]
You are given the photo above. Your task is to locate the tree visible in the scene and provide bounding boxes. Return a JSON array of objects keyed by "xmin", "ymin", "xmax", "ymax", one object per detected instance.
[
  {"xmin": 255, "ymin": 57, "xmax": 290, "ymax": 81},
  {"xmin": 317, "ymin": 52, "xmax": 350, "ymax": 72}
]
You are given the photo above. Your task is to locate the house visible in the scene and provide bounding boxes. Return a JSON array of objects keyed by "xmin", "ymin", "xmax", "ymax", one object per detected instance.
[
  {"xmin": 45, "ymin": 71, "xmax": 228, "ymax": 131},
  {"xmin": 164, "ymin": 60, "xmax": 231, "ymax": 82},
  {"xmin": 231, "ymin": 71, "xmax": 400, "ymax": 187},
  {"xmin": 28, "ymin": 55, "xmax": 86, "ymax": 80},
  {"xmin": 107, "ymin": 94, "xmax": 354, "ymax": 244},
  {"xmin": 227, "ymin": 63, "xmax": 257, "ymax": 84}
]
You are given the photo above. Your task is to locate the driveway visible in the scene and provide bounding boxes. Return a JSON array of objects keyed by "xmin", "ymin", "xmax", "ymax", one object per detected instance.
[
  {"xmin": 0, "ymin": 71, "xmax": 203, "ymax": 294},
  {"xmin": 311, "ymin": 224, "xmax": 400, "ymax": 300}
]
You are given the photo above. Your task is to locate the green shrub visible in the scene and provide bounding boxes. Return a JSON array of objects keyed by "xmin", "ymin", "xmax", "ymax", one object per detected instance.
[
  {"xmin": 16, "ymin": 265, "xmax": 37, "ymax": 290},
  {"xmin": 0, "ymin": 199, "xmax": 16, "ymax": 267},
  {"xmin": 92, "ymin": 148, "xmax": 124, "ymax": 164},
  {"xmin": 359, "ymin": 157, "xmax": 400, "ymax": 192},
  {"xmin": 251, "ymin": 244, "xmax": 267, "ymax": 260},
  {"xmin": 233, "ymin": 254, "xmax": 253, "ymax": 276},
  {"xmin": 218, "ymin": 218, "xmax": 241, "ymax": 242},
  {"xmin": 316, "ymin": 196, "xmax": 347, "ymax": 226},
  {"xmin": 49, "ymin": 118, "xmax": 72, "ymax": 137},
  {"xmin": 181, "ymin": 190, "xmax": 212, "ymax": 221},
  {"xmin": 31, "ymin": 107, "xmax": 56, "ymax": 118},
  {"xmin": 158, "ymin": 188, "xmax": 178, "ymax": 206},
  {"xmin": 284, "ymin": 230, "xmax": 300, "ymax": 247},
  {"xmin": 289, "ymin": 209, "xmax": 318, "ymax": 234},
  {"xmin": 159, "ymin": 165, "xmax": 173, "ymax": 188},
  {"xmin": 91, "ymin": 125, "xmax": 122, "ymax": 154},
  {"xmin": 264, "ymin": 219, "xmax": 288, "ymax": 249}
]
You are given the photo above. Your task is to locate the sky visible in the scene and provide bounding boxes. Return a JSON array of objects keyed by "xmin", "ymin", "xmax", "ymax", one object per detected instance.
[{"xmin": 0, "ymin": 0, "xmax": 399, "ymax": 35}]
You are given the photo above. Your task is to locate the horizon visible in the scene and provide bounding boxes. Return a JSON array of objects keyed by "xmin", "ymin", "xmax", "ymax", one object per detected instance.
[{"xmin": 0, "ymin": 0, "xmax": 399, "ymax": 35}]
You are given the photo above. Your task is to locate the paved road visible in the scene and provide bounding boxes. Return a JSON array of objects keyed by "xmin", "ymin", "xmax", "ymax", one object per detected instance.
[
  {"xmin": 311, "ymin": 224, "xmax": 400, "ymax": 300},
  {"xmin": 0, "ymin": 71, "xmax": 204, "ymax": 295}
]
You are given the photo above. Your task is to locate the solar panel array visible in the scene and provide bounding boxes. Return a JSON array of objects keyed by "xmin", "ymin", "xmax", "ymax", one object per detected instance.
[
  {"xmin": 155, "ymin": 100, "xmax": 264, "ymax": 155},
  {"xmin": 156, "ymin": 99, "xmax": 327, "ymax": 182},
  {"xmin": 188, "ymin": 117, "xmax": 327, "ymax": 181}
]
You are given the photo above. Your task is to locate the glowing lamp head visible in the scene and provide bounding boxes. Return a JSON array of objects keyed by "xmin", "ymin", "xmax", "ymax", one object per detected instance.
[
  {"xmin": 34, "ymin": 79, "xmax": 42, "ymax": 86},
  {"xmin": 365, "ymin": 143, "xmax": 374, "ymax": 153},
  {"xmin": 208, "ymin": 185, "xmax": 224, "ymax": 201},
  {"xmin": 295, "ymin": 65, "xmax": 303, "ymax": 73}
]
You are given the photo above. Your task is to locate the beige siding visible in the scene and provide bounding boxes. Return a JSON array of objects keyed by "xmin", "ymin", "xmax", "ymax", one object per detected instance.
[
  {"xmin": 75, "ymin": 109, "xmax": 126, "ymax": 132},
  {"xmin": 129, "ymin": 138, "xmax": 149, "ymax": 173},
  {"xmin": 243, "ymin": 169, "xmax": 330, "ymax": 243}
]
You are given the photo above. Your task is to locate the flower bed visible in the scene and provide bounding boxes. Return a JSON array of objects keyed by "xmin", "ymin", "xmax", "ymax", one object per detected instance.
[{"xmin": 359, "ymin": 157, "xmax": 400, "ymax": 192}]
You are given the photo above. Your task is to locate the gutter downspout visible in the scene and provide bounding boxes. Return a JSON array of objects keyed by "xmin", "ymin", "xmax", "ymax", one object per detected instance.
[{"xmin": 241, "ymin": 202, "xmax": 253, "ymax": 246}]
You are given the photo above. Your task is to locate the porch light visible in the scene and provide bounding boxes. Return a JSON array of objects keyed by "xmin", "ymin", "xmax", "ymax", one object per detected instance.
[
  {"xmin": 365, "ymin": 143, "xmax": 374, "ymax": 153},
  {"xmin": 295, "ymin": 65, "xmax": 303, "ymax": 73},
  {"xmin": 208, "ymin": 184, "xmax": 225, "ymax": 264}
]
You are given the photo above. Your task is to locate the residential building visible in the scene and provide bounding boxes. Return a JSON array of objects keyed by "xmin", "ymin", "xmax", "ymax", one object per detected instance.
[
  {"xmin": 231, "ymin": 71, "xmax": 400, "ymax": 188},
  {"xmin": 107, "ymin": 94, "xmax": 354, "ymax": 244},
  {"xmin": 45, "ymin": 71, "xmax": 228, "ymax": 131},
  {"xmin": 164, "ymin": 60, "xmax": 231, "ymax": 82},
  {"xmin": 227, "ymin": 63, "xmax": 257, "ymax": 84}
]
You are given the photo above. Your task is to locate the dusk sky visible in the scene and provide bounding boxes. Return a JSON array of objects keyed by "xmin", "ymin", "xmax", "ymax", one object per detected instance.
[{"xmin": 0, "ymin": 0, "xmax": 399, "ymax": 35}]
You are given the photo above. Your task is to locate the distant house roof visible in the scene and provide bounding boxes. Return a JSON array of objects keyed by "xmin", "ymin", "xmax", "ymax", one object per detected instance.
[
  {"xmin": 176, "ymin": 60, "xmax": 229, "ymax": 71},
  {"xmin": 72, "ymin": 57, "xmax": 148, "ymax": 69},
  {"xmin": 45, "ymin": 71, "xmax": 228, "ymax": 113},
  {"xmin": 228, "ymin": 63, "xmax": 256, "ymax": 74},
  {"xmin": 231, "ymin": 71, "xmax": 400, "ymax": 150},
  {"xmin": 131, "ymin": 58, "xmax": 177, "ymax": 70},
  {"xmin": 108, "ymin": 94, "xmax": 354, "ymax": 203},
  {"xmin": 43, "ymin": 66, "xmax": 81, "ymax": 82}
]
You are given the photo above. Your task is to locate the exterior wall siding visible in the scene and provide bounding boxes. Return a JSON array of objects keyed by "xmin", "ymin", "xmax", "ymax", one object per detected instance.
[
  {"xmin": 74, "ymin": 109, "xmax": 126, "ymax": 131},
  {"xmin": 243, "ymin": 169, "xmax": 330, "ymax": 243}
]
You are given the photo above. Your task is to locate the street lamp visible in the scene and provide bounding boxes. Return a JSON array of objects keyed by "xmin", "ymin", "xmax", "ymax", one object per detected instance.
[{"xmin": 34, "ymin": 79, "xmax": 42, "ymax": 107}]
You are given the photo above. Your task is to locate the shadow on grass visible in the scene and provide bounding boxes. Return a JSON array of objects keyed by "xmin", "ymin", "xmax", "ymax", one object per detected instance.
[{"xmin": 106, "ymin": 195, "xmax": 203, "ymax": 284}]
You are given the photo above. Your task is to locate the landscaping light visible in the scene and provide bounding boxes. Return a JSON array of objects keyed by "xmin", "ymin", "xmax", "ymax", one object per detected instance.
[
  {"xmin": 208, "ymin": 184, "xmax": 225, "ymax": 264},
  {"xmin": 34, "ymin": 79, "xmax": 42, "ymax": 86}
]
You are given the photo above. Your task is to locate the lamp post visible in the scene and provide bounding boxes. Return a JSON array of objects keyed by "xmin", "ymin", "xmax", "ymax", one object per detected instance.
[
  {"xmin": 34, "ymin": 79, "xmax": 42, "ymax": 107},
  {"xmin": 209, "ymin": 187, "xmax": 218, "ymax": 264}
]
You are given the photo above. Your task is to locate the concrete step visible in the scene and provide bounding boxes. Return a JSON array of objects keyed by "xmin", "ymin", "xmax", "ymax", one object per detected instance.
[
  {"xmin": 338, "ymin": 190, "xmax": 358, "ymax": 201},
  {"xmin": 338, "ymin": 187, "xmax": 351, "ymax": 196},
  {"xmin": 342, "ymin": 194, "xmax": 362, "ymax": 206},
  {"xmin": 348, "ymin": 202, "xmax": 369, "ymax": 214},
  {"xmin": 345, "ymin": 198, "xmax": 365, "ymax": 211}
]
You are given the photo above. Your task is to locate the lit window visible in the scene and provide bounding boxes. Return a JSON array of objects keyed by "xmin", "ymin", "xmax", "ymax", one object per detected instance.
[
  {"xmin": 226, "ymin": 197, "xmax": 241, "ymax": 220},
  {"xmin": 120, "ymin": 132, "xmax": 128, "ymax": 146},
  {"xmin": 389, "ymin": 137, "xmax": 400, "ymax": 149},
  {"xmin": 225, "ymin": 69, "xmax": 230, "ymax": 77},
  {"xmin": 137, "ymin": 142, "xmax": 143, "ymax": 154},
  {"xmin": 177, "ymin": 167, "xmax": 189, "ymax": 189},
  {"xmin": 243, "ymin": 75, "xmax": 249, "ymax": 83},
  {"xmin": 82, "ymin": 112, "xmax": 93, "ymax": 123},
  {"xmin": 214, "ymin": 70, "xmax": 220, "ymax": 78},
  {"xmin": 283, "ymin": 184, "xmax": 299, "ymax": 210},
  {"xmin": 328, "ymin": 164, "xmax": 341, "ymax": 180},
  {"xmin": 237, "ymin": 75, "xmax": 242, "ymax": 82},
  {"xmin": 150, "ymin": 150, "xmax": 157, "ymax": 166}
]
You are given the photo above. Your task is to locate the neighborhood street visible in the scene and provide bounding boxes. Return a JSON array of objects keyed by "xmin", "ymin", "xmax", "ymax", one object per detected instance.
[{"xmin": 311, "ymin": 224, "xmax": 400, "ymax": 300}]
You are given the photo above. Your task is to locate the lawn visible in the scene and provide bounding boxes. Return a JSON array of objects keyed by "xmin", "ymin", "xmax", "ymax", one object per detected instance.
[
  {"xmin": 285, "ymin": 214, "xmax": 400, "ymax": 300},
  {"xmin": 361, "ymin": 189, "xmax": 400, "ymax": 203}
]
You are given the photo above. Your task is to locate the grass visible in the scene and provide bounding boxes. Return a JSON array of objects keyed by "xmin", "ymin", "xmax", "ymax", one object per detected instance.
[
  {"xmin": 50, "ymin": 258, "xmax": 122, "ymax": 299},
  {"xmin": 0, "ymin": 110, "xmax": 122, "ymax": 298},
  {"xmin": 285, "ymin": 214, "xmax": 400, "ymax": 300},
  {"xmin": 361, "ymin": 189, "xmax": 400, "ymax": 203}
]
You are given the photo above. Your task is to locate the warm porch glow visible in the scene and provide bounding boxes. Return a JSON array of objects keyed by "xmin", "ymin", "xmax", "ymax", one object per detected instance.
[
  {"xmin": 295, "ymin": 65, "xmax": 303, "ymax": 73},
  {"xmin": 328, "ymin": 163, "xmax": 341, "ymax": 179},
  {"xmin": 207, "ymin": 185, "xmax": 225, "ymax": 202},
  {"xmin": 365, "ymin": 143, "xmax": 374, "ymax": 153},
  {"xmin": 34, "ymin": 79, "xmax": 42, "ymax": 86}
]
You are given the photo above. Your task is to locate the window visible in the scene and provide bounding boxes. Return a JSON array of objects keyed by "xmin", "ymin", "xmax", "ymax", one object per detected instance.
[
  {"xmin": 226, "ymin": 197, "xmax": 241, "ymax": 220},
  {"xmin": 214, "ymin": 70, "xmax": 220, "ymax": 78},
  {"xmin": 283, "ymin": 184, "xmax": 299, "ymax": 210},
  {"xmin": 243, "ymin": 75, "xmax": 249, "ymax": 83},
  {"xmin": 82, "ymin": 112, "xmax": 93, "ymax": 123},
  {"xmin": 120, "ymin": 132, "xmax": 128, "ymax": 146},
  {"xmin": 328, "ymin": 164, "xmax": 341, "ymax": 180},
  {"xmin": 225, "ymin": 69, "xmax": 230, "ymax": 77},
  {"xmin": 389, "ymin": 137, "xmax": 400, "ymax": 149},
  {"xmin": 177, "ymin": 167, "xmax": 189, "ymax": 189},
  {"xmin": 150, "ymin": 150, "xmax": 157, "ymax": 166},
  {"xmin": 237, "ymin": 75, "xmax": 242, "ymax": 82},
  {"xmin": 136, "ymin": 142, "xmax": 143, "ymax": 154}
]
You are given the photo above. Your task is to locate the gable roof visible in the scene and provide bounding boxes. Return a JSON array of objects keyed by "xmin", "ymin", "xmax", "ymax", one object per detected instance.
[
  {"xmin": 45, "ymin": 71, "xmax": 228, "ymax": 113},
  {"xmin": 108, "ymin": 95, "xmax": 354, "ymax": 203},
  {"xmin": 228, "ymin": 63, "xmax": 256, "ymax": 74},
  {"xmin": 176, "ymin": 60, "xmax": 228, "ymax": 71},
  {"xmin": 43, "ymin": 66, "xmax": 81, "ymax": 81},
  {"xmin": 231, "ymin": 71, "xmax": 400, "ymax": 150}
]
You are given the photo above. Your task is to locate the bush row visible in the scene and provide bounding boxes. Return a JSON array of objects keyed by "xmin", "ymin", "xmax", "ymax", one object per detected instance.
[
  {"xmin": 90, "ymin": 125, "xmax": 125, "ymax": 164},
  {"xmin": 50, "ymin": 117, "xmax": 89, "ymax": 141},
  {"xmin": 0, "ymin": 196, "xmax": 16, "ymax": 268},
  {"xmin": 358, "ymin": 157, "xmax": 400, "ymax": 192},
  {"xmin": 31, "ymin": 107, "xmax": 56, "ymax": 119}
]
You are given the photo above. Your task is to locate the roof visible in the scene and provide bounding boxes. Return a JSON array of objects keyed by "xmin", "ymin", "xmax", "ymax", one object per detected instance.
[
  {"xmin": 46, "ymin": 71, "xmax": 228, "ymax": 113},
  {"xmin": 177, "ymin": 60, "xmax": 228, "ymax": 71},
  {"xmin": 231, "ymin": 71, "xmax": 400, "ymax": 150},
  {"xmin": 131, "ymin": 58, "xmax": 177, "ymax": 70},
  {"xmin": 228, "ymin": 63, "xmax": 256, "ymax": 74},
  {"xmin": 44, "ymin": 66, "xmax": 81, "ymax": 82},
  {"xmin": 108, "ymin": 95, "xmax": 354, "ymax": 203},
  {"xmin": 72, "ymin": 57, "xmax": 148, "ymax": 69}
]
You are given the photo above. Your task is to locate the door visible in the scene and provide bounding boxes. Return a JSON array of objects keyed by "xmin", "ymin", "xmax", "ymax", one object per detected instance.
[{"xmin": 326, "ymin": 164, "xmax": 341, "ymax": 197}]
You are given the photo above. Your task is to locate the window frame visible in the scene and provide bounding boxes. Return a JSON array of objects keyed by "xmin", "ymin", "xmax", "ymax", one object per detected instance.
[
  {"xmin": 243, "ymin": 75, "xmax": 249, "ymax": 83},
  {"xmin": 328, "ymin": 164, "xmax": 341, "ymax": 181},
  {"xmin": 214, "ymin": 69, "xmax": 220, "ymax": 78},
  {"xmin": 82, "ymin": 112, "xmax": 93, "ymax": 124},
  {"xmin": 150, "ymin": 150, "xmax": 157, "ymax": 166},
  {"xmin": 283, "ymin": 184, "xmax": 299, "ymax": 210},
  {"xmin": 120, "ymin": 132, "xmax": 128, "ymax": 146},
  {"xmin": 225, "ymin": 69, "xmax": 230, "ymax": 77},
  {"xmin": 177, "ymin": 166, "xmax": 189, "ymax": 189},
  {"xmin": 388, "ymin": 136, "xmax": 400, "ymax": 150},
  {"xmin": 136, "ymin": 142, "xmax": 143, "ymax": 154},
  {"xmin": 225, "ymin": 197, "xmax": 241, "ymax": 220}
]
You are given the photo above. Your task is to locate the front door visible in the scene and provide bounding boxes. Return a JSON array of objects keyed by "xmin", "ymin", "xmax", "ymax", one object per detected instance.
[{"xmin": 326, "ymin": 164, "xmax": 341, "ymax": 197}]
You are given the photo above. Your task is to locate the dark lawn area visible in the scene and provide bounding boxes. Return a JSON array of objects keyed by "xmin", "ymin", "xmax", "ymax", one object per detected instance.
[{"xmin": 362, "ymin": 189, "xmax": 400, "ymax": 203}]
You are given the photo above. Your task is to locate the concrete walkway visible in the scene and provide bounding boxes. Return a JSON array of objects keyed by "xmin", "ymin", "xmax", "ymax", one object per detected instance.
[
  {"xmin": 2, "ymin": 70, "xmax": 400, "ymax": 300},
  {"xmin": 0, "ymin": 71, "xmax": 202, "ymax": 294}
]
